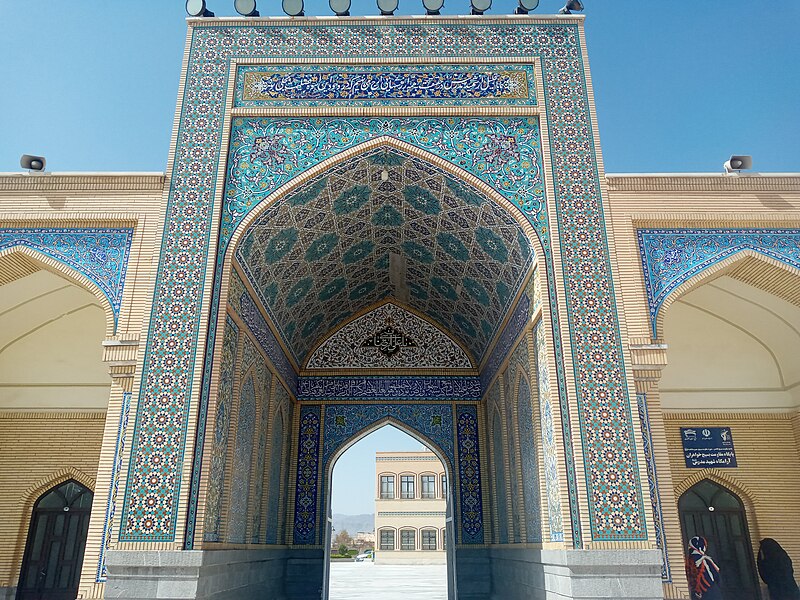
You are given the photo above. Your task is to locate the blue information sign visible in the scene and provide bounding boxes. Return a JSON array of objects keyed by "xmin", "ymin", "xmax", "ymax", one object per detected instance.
[{"xmin": 681, "ymin": 427, "xmax": 737, "ymax": 468}]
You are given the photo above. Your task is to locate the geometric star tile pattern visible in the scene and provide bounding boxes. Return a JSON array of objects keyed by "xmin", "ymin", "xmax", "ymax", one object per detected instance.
[{"xmin": 236, "ymin": 148, "xmax": 534, "ymax": 364}]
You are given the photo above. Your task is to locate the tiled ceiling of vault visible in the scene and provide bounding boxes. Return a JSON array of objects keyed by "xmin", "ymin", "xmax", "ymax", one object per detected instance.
[{"xmin": 235, "ymin": 148, "xmax": 534, "ymax": 364}]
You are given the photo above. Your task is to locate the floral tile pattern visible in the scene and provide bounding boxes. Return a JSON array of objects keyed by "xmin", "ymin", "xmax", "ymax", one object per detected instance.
[
  {"xmin": 535, "ymin": 320, "xmax": 564, "ymax": 542},
  {"xmin": 297, "ymin": 376, "xmax": 481, "ymax": 401},
  {"xmin": 637, "ymin": 393, "xmax": 670, "ymax": 581},
  {"xmin": 203, "ymin": 317, "xmax": 239, "ymax": 542},
  {"xmin": 456, "ymin": 405, "xmax": 484, "ymax": 544},
  {"xmin": 638, "ymin": 228, "xmax": 800, "ymax": 336},
  {"xmin": 0, "ymin": 227, "xmax": 133, "ymax": 330}
]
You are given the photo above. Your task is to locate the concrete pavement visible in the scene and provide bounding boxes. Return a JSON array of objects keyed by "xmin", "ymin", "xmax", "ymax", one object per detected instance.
[{"xmin": 328, "ymin": 562, "xmax": 447, "ymax": 600}]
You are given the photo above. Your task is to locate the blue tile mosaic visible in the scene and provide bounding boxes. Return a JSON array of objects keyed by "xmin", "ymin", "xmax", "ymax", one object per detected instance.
[
  {"xmin": 517, "ymin": 376, "xmax": 542, "ymax": 543},
  {"xmin": 297, "ymin": 376, "xmax": 481, "ymax": 401},
  {"xmin": 638, "ymin": 228, "xmax": 800, "ymax": 336},
  {"xmin": 321, "ymin": 403, "xmax": 455, "ymax": 470},
  {"xmin": 96, "ymin": 392, "xmax": 131, "ymax": 582},
  {"xmin": 456, "ymin": 404, "xmax": 484, "ymax": 544},
  {"xmin": 535, "ymin": 320, "xmax": 564, "ymax": 542},
  {"xmin": 0, "ymin": 227, "xmax": 133, "ymax": 330},
  {"xmin": 202, "ymin": 317, "xmax": 239, "ymax": 542},
  {"xmin": 292, "ymin": 405, "xmax": 321, "ymax": 545},
  {"xmin": 228, "ymin": 374, "xmax": 256, "ymax": 543},
  {"xmin": 236, "ymin": 64, "xmax": 537, "ymax": 107},
  {"xmin": 637, "ymin": 393, "xmax": 670, "ymax": 581}
]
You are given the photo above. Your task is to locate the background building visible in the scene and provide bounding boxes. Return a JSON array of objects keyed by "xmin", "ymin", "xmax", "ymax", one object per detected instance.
[{"xmin": 374, "ymin": 451, "xmax": 447, "ymax": 564}]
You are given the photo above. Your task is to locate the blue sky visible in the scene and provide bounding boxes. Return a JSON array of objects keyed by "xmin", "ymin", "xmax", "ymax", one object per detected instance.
[
  {"xmin": 1, "ymin": 0, "xmax": 798, "ymax": 174},
  {"xmin": 1, "ymin": 1, "xmax": 797, "ymax": 515}
]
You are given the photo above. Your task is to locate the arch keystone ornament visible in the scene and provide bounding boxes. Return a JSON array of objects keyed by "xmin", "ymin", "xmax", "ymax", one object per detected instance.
[{"xmin": 109, "ymin": 15, "xmax": 663, "ymax": 600}]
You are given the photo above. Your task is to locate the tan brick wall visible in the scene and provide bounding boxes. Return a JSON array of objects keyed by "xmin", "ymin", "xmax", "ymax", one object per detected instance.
[
  {"xmin": 664, "ymin": 412, "xmax": 800, "ymax": 593},
  {"xmin": 0, "ymin": 411, "xmax": 105, "ymax": 589}
]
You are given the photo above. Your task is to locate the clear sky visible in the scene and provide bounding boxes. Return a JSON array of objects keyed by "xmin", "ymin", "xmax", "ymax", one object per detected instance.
[
  {"xmin": 1, "ymin": 0, "xmax": 798, "ymax": 174},
  {"xmin": 1, "ymin": 1, "xmax": 797, "ymax": 515}
]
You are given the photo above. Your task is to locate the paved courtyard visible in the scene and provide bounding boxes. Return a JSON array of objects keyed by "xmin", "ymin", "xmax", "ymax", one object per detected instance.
[{"xmin": 328, "ymin": 562, "xmax": 448, "ymax": 600}]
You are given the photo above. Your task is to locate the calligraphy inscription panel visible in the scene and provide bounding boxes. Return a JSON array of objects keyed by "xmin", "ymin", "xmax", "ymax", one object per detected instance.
[{"xmin": 236, "ymin": 64, "xmax": 537, "ymax": 107}]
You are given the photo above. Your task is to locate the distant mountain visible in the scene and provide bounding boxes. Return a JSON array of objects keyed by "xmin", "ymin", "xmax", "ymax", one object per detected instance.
[{"xmin": 332, "ymin": 513, "xmax": 374, "ymax": 536}]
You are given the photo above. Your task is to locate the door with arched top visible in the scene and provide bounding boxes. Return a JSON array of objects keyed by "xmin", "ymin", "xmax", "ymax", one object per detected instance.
[
  {"xmin": 679, "ymin": 479, "xmax": 760, "ymax": 600},
  {"xmin": 16, "ymin": 480, "xmax": 93, "ymax": 600}
]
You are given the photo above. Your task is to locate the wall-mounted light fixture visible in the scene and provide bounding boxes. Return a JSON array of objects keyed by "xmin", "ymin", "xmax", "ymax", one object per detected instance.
[
  {"xmin": 234, "ymin": 0, "xmax": 259, "ymax": 16},
  {"xmin": 283, "ymin": 0, "xmax": 305, "ymax": 16},
  {"xmin": 377, "ymin": 0, "xmax": 398, "ymax": 15},
  {"xmin": 423, "ymin": 0, "xmax": 444, "ymax": 15},
  {"xmin": 515, "ymin": 0, "xmax": 538, "ymax": 14},
  {"xmin": 330, "ymin": 0, "xmax": 351, "ymax": 15},
  {"xmin": 186, "ymin": 0, "xmax": 215, "ymax": 17},
  {"xmin": 470, "ymin": 0, "xmax": 491, "ymax": 15}
]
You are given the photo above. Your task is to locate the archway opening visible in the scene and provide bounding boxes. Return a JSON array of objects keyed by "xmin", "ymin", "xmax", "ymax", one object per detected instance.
[
  {"xmin": 660, "ymin": 262, "xmax": 800, "ymax": 595},
  {"xmin": 326, "ymin": 423, "xmax": 451, "ymax": 600},
  {"xmin": 0, "ymin": 257, "xmax": 108, "ymax": 600},
  {"xmin": 197, "ymin": 136, "xmax": 542, "ymax": 599}
]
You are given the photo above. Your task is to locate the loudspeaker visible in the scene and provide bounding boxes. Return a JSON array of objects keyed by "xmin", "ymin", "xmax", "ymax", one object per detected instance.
[
  {"xmin": 724, "ymin": 155, "xmax": 752, "ymax": 173},
  {"xmin": 20, "ymin": 155, "xmax": 46, "ymax": 172}
]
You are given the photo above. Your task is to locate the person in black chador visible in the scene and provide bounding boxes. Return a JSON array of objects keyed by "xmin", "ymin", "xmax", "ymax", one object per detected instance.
[{"xmin": 758, "ymin": 538, "xmax": 800, "ymax": 600}]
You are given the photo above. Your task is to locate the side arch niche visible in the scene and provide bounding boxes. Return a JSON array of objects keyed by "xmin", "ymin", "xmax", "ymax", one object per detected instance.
[
  {"xmin": 637, "ymin": 229, "xmax": 800, "ymax": 339},
  {"xmin": 0, "ymin": 246, "xmax": 117, "ymax": 338}
]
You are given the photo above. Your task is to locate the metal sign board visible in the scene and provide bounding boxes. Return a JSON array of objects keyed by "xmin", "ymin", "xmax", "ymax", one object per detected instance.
[{"xmin": 681, "ymin": 427, "xmax": 737, "ymax": 468}]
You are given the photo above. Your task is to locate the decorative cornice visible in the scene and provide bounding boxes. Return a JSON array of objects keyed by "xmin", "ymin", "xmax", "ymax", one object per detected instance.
[
  {"xmin": 663, "ymin": 411, "xmax": 795, "ymax": 421},
  {"xmin": 0, "ymin": 411, "xmax": 106, "ymax": 419},
  {"xmin": 187, "ymin": 15, "xmax": 585, "ymax": 28},
  {"xmin": 0, "ymin": 173, "xmax": 166, "ymax": 192},
  {"xmin": 377, "ymin": 511, "xmax": 446, "ymax": 517},
  {"xmin": 606, "ymin": 173, "xmax": 800, "ymax": 193}
]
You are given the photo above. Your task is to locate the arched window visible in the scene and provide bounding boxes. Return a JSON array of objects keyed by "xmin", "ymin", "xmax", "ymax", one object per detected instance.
[
  {"xmin": 421, "ymin": 528, "xmax": 438, "ymax": 550},
  {"xmin": 379, "ymin": 528, "xmax": 396, "ymax": 551},
  {"xmin": 420, "ymin": 472, "xmax": 437, "ymax": 499},
  {"xmin": 18, "ymin": 480, "xmax": 93, "ymax": 600}
]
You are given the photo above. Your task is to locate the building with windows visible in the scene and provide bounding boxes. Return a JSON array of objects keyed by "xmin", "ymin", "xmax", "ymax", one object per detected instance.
[
  {"xmin": 0, "ymin": 11, "xmax": 799, "ymax": 600},
  {"xmin": 374, "ymin": 451, "xmax": 447, "ymax": 564}
]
